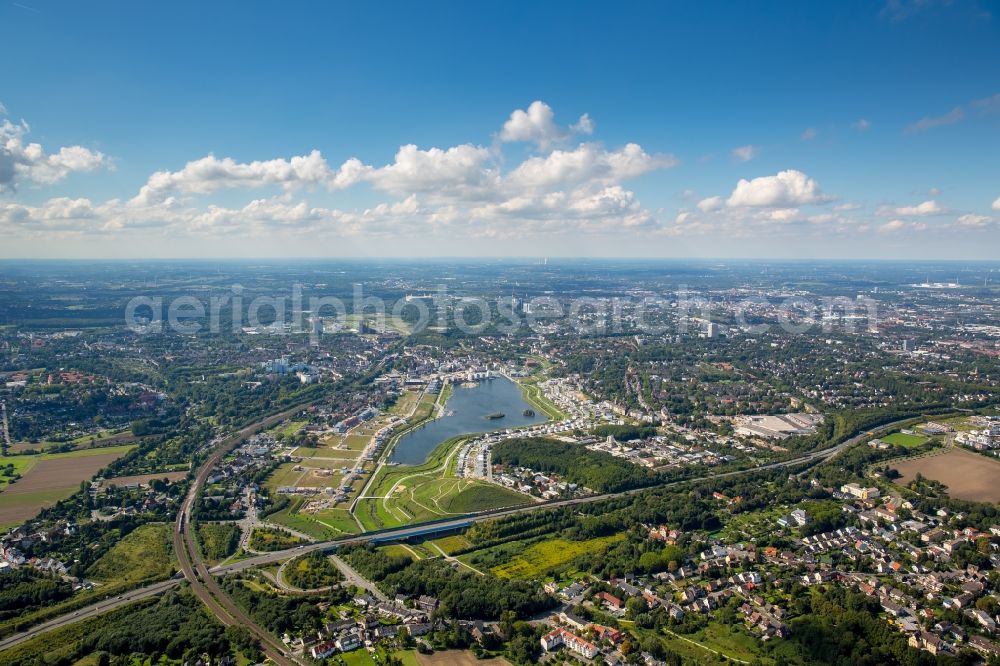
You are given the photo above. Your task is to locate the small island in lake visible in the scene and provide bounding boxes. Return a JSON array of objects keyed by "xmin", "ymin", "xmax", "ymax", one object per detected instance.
[
  {"xmin": 522, "ymin": 409, "xmax": 535, "ymax": 417},
  {"xmin": 485, "ymin": 412, "xmax": 505, "ymax": 420}
]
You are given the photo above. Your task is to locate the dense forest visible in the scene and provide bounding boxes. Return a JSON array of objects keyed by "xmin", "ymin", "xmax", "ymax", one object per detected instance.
[
  {"xmin": 0, "ymin": 591, "xmax": 231, "ymax": 666},
  {"xmin": 0, "ymin": 568, "xmax": 74, "ymax": 623},
  {"xmin": 283, "ymin": 551, "xmax": 343, "ymax": 590},
  {"xmin": 340, "ymin": 544, "xmax": 556, "ymax": 620},
  {"xmin": 491, "ymin": 437, "xmax": 657, "ymax": 493},
  {"xmin": 221, "ymin": 576, "xmax": 350, "ymax": 635}
]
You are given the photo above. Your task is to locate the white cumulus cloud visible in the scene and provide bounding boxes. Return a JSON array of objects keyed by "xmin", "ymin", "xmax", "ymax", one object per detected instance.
[
  {"xmin": 894, "ymin": 200, "xmax": 943, "ymax": 216},
  {"xmin": 726, "ymin": 170, "xmax": 826, "ymax": 208},
  {"xmin": 697, "ymin": 196, "xmax": 723, "ymax": 212},
  {"xmin": 3, "ymin": 101, "xmax": 679, "ymax": 242},
  {"xmin": 499, "ymin": 101, "xmax": 594, "ymax": 149},
  {"xmin": 132, "ymin": 150, "xmax": 362, "ymax": 204},
  {"xmin": 1, "ymin": 116, "xmax": 110, "ymax": 190},
  {"xmin": 956, "ymin": 214, "xmax": 992, "ymax": 228},
  {"xmin": 878, "ymin": 219, "xmax": 927, "ymax": 234}
]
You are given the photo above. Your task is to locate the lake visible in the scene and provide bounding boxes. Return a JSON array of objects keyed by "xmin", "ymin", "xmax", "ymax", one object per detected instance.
[{"xmin": 390, "ymin": 376, "xmax": 546, "ymax": 465}]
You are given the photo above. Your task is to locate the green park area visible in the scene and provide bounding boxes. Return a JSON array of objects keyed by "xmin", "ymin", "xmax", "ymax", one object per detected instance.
[
  {"xmin": 882, "ymin": 432, "xmax": 929, "ymax": 448},
  {"xmin": 87, "ymin": 523, "xmax": 177, "ymax": 586},
  {"xmin": 267, "ymin": 495, "xmax": 361, "ymax": 539},
  {"xmin": 355, "ymin": 435, "xmax": 532, "ymax": 532},
  {"xmin": 457, "ymin": 534, "xmax": 624, "ymax": 581}
]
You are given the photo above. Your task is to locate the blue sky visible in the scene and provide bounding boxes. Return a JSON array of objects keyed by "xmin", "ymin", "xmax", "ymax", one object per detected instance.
[{"xmin": 1, "ymin": 0, "xmax": 998, "ymax": 258}]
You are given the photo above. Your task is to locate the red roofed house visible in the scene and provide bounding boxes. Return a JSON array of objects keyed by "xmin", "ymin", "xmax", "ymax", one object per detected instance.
[
  {"xmin": 541, "ymin": 628, "xmax": 600, "ymax": 659},
  {"xmin": 595, "ymin": 591, "xmax": 624, "ymax": 610}
]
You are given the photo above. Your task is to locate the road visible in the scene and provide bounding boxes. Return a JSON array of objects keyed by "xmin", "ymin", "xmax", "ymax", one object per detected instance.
[
  {"xmin": 0, "ymin": 579, "xmax": 178, "ymax": 652},
  {"xmin": 0, "ymin": 414, "xmax": 918, "ymax": 653},
  {"xmin": 0, "ymin": 400, "xmax": 11, "ymax": 452},
  {"xmin": 329, "ymin": 554, "xmax": 388, "ymax": 602}
]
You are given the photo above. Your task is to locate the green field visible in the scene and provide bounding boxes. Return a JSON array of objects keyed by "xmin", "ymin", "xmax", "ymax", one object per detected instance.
[
  {"xmin": 87, "ymin": 523, "xmax": 176, "ymax": 585},
  {"xmin": 275, "ymin": 419, "xmax": 308, "ymax": 437},
  {"xmin": 0, "ymin": 457, "xmax": 40, "ymax": 490},
  {"xmin": 934, "ymin": 416, "xmax": 978, "ymax": 432},
  {"xmin": 0, "ymin": 444, "xmax": 138, "ymax": 529},
  {"xmin": 357, "ymin": 427, "xmax": 531, "ymax": 532},
  {"xmin": 4, "ymin": 443, "xmax": 137, "ymax": 461},
  {"xmin": 263, "ymin": 462, "xmax": 304, "ymax": 491},
  {"xmin": 379, "ymin": 543, "xmax": 420, "ymax": 561},
  {"xmin": 248, "ymin": 526, "xmax": 308, "ymax": 551},
  {"xmin": 266, "ymin": 496, "xmax": 360, "ymax": 539},
  {"xmin": 467, "ymin": 534, "xmax": 625, "ymax": 580},
  {"xmin": 0, "ymin": 523, "xmax": 176, "ymax": 637},
  {"xmin": 340, "ymin": 648, "xmax": 377, "ymax": 666},
  {"xmin": 9, "ymin": 428, "xmax": 134, "ymax": 454},
  {"xmin": 344, "ymin": 313, "xmax": 412, "ymax": 335},
  {"xmin": 516, "ymin": 379, "xmax": 565, "ymax": 421},
  {"xmin": 441, "ymin": 483, "xmax": 531, "ymax": 513},
  {"xmin": 883, "ymin": 432, "xmax": 928, "ymax": 448},
  {"xmin": 388, "ymin": 390, "xmax": 420, "ymax": 416},
  {"xmin": 283, "ymin": 552, "xmax": 343, "ymax": 590},
  {"xmin": 196, "ymin": 522, "xmax": 240, "ymax": 563},
  {"xmin": 428, "ymin": 535, "xmax": 473, "ymax": 555}
]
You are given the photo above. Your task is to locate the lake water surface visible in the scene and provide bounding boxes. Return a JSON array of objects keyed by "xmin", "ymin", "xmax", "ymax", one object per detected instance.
[{"xmin": 389, "ymin": 377, "xmax": 546, "ymax": 465}]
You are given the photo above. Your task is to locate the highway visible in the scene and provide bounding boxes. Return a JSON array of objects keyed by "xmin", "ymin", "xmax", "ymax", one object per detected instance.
[
  {"xmin": 0, "ymin": 579, "xmax": 178, "ymax": 652},
  {"xmin": 0, "ymin": 414, "xmax": 913, "ymax": 654}
]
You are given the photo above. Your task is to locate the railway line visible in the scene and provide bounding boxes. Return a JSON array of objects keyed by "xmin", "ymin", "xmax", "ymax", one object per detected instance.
[{"xmin": 0, "ymin": 414, "xmax": 916, "ymax": 654}]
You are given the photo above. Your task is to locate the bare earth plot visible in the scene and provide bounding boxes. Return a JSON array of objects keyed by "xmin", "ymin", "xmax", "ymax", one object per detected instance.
[
  {"xmin": 101, "ymin": 470, "xmax": 188, "ymax": 487},
  {"xmin": 894, "ymin": 448, "xmax": 1000, "ymax": 503},
  {"xmin": 0, "ymin": 448, "xmax": 133, "ymax": 527},
  {"xmin": 416, "ymin": 652, "xmax": 510, "ymax": 666}
]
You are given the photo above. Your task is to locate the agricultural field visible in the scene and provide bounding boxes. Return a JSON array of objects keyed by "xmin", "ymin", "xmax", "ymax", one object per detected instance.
[
  {"xmin": 0, "ymin": 445, "xmax": 135, "ymax": 529},
  {"xmin": 893, "ymin": 447, "xmax": 1000, "ymax": 502},
  {"xmin": 86, "ymin": 523, "xmax": 177, "ymax": 585},
  {"xmin": 7, "ymin": 428, "xmax": 137, "ymax": 454},
  {"xmin": 882, "ymin": 432, "xmax": 929, "ymax": 448}
]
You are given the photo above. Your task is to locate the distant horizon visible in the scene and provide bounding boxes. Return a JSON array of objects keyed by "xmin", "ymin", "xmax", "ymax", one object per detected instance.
[{"xmin": 1, "ymin": 256, "xmax": 999, "ymax": 266}]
